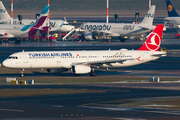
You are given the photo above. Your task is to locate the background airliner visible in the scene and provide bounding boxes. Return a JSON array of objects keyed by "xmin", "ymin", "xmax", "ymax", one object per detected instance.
[
  {"xmin": 0, "ymin": 1, "xmax": 74, "ymax": 33},
  {"xmin": 80, "ymin": 5, "xmax": 156, "ymax": 42},
  {"xmin": 3, "ymin": 25, "xmax": 166, "ymax": 77},
  {"xmin": 0, "ymin": 6, "xmax": 49, "ymax": 43},
  {"xmin": 164, "ymin": 0, "xmax": 180, "ymax": 26}
]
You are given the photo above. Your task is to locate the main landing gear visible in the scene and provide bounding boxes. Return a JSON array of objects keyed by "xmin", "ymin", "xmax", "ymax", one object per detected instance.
[
  {"xmin": 90, "ymin": 68, "xmax": 97, "ymax": 76},
  {"xmin": 119, "ymin": 37, "xmax": 126, "ymax": 42},
  {"xmin": 20, "ymin": 69, "xmax": 24, "ymax": 77}
]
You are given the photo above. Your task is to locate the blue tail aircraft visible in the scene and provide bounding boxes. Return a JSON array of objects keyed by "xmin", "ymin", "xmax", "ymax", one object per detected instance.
[{"xmin": 164, "ymin": 0, "xmax": 180, "ymax": 25}]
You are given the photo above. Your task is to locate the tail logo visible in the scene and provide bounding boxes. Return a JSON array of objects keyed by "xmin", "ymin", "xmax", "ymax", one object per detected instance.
[
  {"xmin": 145, "ymin": 32, "xmax": 161, "ymax": 51},
  {"xmin": 168, "ymin": 4, "xmax": 173, "ymax": 12}
]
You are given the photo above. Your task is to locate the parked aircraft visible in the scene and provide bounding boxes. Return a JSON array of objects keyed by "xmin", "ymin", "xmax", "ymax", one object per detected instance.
[
  {"xmin": 3, "ymin": 25, "xmax": 166, "ymax": 77},
  {"xmin": 80, "ymin": 5, "xmax": 156, "ymax": 42},
  {"xmin": 0, "ymin": 1, "xmax": 74, "ymax": 32},
  {"xmin": 0, "ymin": 6, "xmax": 49, "ymax": 43},
  {"xmin": 164, "ymin": 0, "xmax": 180, "ymax": 26}
]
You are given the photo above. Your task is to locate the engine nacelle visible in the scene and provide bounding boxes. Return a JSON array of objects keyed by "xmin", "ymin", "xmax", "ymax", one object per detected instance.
[
  {"xmin": 47, "ymin": 68, "xmax": 68, "ymax": 73},
  {"xmin": 71, "ymin": 65, "xmax": 91, "ymax": 74},
  {"xmin": 84, "ymin": 32, "xmax": 96, "ymax": 40}
]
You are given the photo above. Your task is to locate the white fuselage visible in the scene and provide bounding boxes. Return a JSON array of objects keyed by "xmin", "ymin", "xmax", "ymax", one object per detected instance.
[
  {"xmin": 0, "ymin": 20, "xmax": 73, "ymax": 38},
  {"xmin": 0, "ymin": 24, "xmax": 29, "ymax": 38},
  {"xmin": 83, "ymin": 23, "xmax": 154, "ymax": 37},
  {"xmin": 164, "ymin": 17, "xmax": 180, "ymax": 24},
  {"xmin": 5, "ymin": 19, "xmax": 74, "ymax": 33},
  {"xmin": 3, "ymin": 50, "xmax": 166, "ymax": 69}
]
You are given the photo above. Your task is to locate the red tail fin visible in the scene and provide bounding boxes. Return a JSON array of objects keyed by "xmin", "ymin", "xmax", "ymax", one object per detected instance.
[{"xmin": 138, "ymin": 25, "xmax": 164, "ymax": 51}]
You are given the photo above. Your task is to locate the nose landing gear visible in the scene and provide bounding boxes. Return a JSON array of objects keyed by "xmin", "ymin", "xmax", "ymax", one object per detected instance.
[{"xmin": 20, "ymin": 69, "xmax": 25, "ymax": 77}]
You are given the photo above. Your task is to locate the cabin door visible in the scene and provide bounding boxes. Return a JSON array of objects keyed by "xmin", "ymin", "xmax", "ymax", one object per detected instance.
[{"xmin": 23, "ymin": 53, "xmax": 28, "ymax": 63}]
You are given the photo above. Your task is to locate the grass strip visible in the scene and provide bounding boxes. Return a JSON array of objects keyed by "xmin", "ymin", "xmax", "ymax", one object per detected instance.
[
  {"xmin": 119, "ymin": 97, "xmax": 180, "ymax": 110},
  {"xmin": 0, "ymin": 89, "xmax": 106, "ymax": 98}
]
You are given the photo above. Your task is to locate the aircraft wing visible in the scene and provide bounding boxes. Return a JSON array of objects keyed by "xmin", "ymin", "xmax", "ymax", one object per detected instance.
[
  {"xmin": 72, "ymin": 58, "xmax": 134, "ymax": 67},
  {"xmin": 151, "ymin": 53, "xmax": 166, "ymax": 57},
  {"xmin": 138, "ymin": 25, "xmax": 152, "ymax": 30}
]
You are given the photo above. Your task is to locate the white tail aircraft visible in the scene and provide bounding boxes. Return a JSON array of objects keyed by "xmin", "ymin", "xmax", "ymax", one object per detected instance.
[
  {"xmin": 81, "ymin": 5, "xmax": 156, "ymax": 42},
  {"xmin": 0, "ymin": 1, "xmax": 74, "ymax": 32},
  {"xmin": 0, "ymin": 5, "xmax": 49, "ymax": 42},
  {"xmin": 3, "ymin": 25, "xmax": 166, "ymax": 77}
]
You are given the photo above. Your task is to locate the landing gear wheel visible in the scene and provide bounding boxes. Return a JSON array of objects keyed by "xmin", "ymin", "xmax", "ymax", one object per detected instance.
[
  {"xmin": 90, "ymin": 72, "xmax": 97, "ymax": 76},
  {"xmin": 119, "ymin": 37, "xmax": 125, "ymax": 42},
  {"xmin": 73, "ymin": 73, "xmax": 80, "ymax": 76},
  {"xmin": 20, "ymin": 69, "xmax": 24, "ymax": 77},
  {"xmin": 20, "ymin": 74, "xmax": 24, "ymax": 77},
  {"xmin": 120, "ymin": 38, "xmax": 125, "ymax": 42},
  {"xmin": 15, "ymin": 38, "xmax": 21, "ymax": 44},
  {"xmin": 103, "ymin": 39, "xmax": 107, "ymax": 43}
]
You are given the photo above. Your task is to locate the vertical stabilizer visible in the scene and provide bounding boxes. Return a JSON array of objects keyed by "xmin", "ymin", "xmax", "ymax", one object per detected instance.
[
  {"xmin": 166, "ymin": 0, "xmax": 179, "ymax": 17},
  {"xmin": 21, "ymin": 6, "xmax": 49, "ymax": 37},
  {"xmin": 32, "ymin": 6, "xmax": 49, "ymax": 28},
  {"xmin": 0, "ymin": 1, "xmax": 11, "ymax": 23},
  {"xmin": 140, "ymin": 5, "xmax": 155, "ymax": 25},
  {"xmin": 137, "ymin": 25, "xmax": 164, "ymax": 51}
]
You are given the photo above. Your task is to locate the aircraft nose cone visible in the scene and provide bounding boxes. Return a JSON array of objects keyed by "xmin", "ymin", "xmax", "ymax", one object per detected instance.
[{"xmin": 3, "ymin": 60, "xmax": 10, "ymax": 67}]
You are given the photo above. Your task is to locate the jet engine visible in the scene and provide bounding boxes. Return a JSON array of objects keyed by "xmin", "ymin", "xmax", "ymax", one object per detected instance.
[
  {"xmin": 47, "ymin": 68, "xmax": 68, "ymax": 73},
  {"xmin": 71, "ymin": 65, "xmax": 91, "ymax": 74},
  {"xmin": 84, "ymin": 32, "xmax": 97, "ymax": 40}
]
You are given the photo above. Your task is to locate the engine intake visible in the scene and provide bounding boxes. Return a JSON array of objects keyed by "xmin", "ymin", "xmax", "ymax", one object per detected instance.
[
  {"xmin": 72, "ymin": 65, "xmax": 91, "ymax": 74},
  {"xmin": 84, "ymin": 32, "xmax": 97, "ymax": 40}
]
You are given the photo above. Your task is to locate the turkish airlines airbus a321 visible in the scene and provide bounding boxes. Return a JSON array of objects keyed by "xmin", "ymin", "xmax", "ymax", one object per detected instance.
[{"xmin": 3, "ymin": 25, "xmax": 166, "ymax": 77}]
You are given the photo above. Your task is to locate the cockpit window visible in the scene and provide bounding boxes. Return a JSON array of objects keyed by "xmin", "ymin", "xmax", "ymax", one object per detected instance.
[
  {"xmin": 8, "ymin": 56, "xmax": 18, "ymax": 59},
  {"xmin": 63, "ymin": 23, "xmax": 69, "ymax": 25}
]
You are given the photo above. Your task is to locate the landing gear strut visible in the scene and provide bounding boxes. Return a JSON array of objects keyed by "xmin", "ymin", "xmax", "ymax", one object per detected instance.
[
  {"xmin": 20, "ymin": 69, "xmax": 24, "ymax": 77},
  {"xmin": 119, "ymin": 37, "xmax": 125, "ymax": 42},
  {"xmin": 90, "ymin": 68, "xmax": 97, "ymax": 76},
  {"xmin": 15, "ymin": 38, "xmax": 21, "ymax": 44}
]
